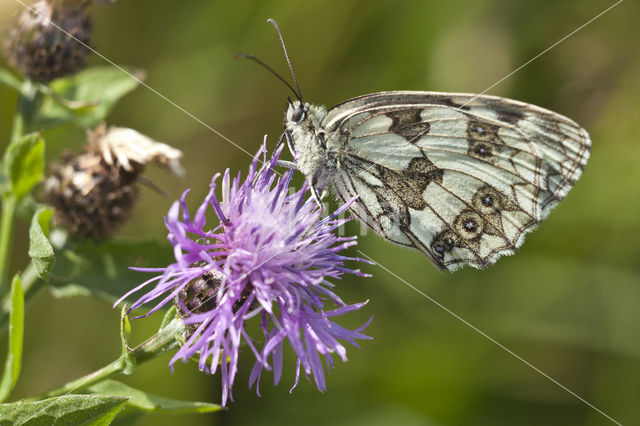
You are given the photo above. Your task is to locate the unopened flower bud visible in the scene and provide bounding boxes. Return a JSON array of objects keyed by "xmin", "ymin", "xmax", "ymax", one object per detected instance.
[
  {"xmin": 44, "ymin": 124, "xmax": 183, "ymax": 240},
  {"xmin": 175, "ymin": 269, "xmax": 225, "ymax": 319},
  {"xmin": 175, "ymin": 266, "xmax": 256, "ymax": 327}
]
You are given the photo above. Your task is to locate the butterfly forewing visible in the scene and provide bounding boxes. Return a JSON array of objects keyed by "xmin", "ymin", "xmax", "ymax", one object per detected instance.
[{"xmin": 320, "ymin": 91, "xmax": 590, "ymax": 271}]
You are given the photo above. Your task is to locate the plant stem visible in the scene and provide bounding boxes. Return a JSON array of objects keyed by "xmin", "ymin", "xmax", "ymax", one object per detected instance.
[
  {"xmin": 0, "ymin": 195, "xmax": 17, "ymax": 288},
  {"xmin": 10, "ymin": 80, "xmax": 39, "ymax": 142},
  {"xmin": 9, "ymin": 107, "xmax": 24, "ymax": 144},
  {"xmin": 17, "ymin": 261, "xmax": 38, "ymax": 294},
  {"xmin": 1, "ymin": 80, "xmax": 41, "ymax": 289},
  {"xmin": 30, "ymin": 318, "xmax": 183, "ymax": 400}
]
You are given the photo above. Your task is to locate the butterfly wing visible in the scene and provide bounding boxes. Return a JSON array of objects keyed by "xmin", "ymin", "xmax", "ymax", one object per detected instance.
[{"xmin": 322, "ymin": 91, "xmax": 590, "ymax": 271}]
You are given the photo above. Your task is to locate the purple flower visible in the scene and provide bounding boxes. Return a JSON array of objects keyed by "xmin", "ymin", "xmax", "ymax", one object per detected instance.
[{"xmin": 116, "ymin": 140, "xmax": 372, "ymax": 405}]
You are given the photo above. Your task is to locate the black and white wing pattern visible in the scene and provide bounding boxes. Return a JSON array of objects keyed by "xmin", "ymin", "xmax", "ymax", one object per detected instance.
[{"xmin": 322, "ymin": 91, "xmax": 590, "ymax": 271}]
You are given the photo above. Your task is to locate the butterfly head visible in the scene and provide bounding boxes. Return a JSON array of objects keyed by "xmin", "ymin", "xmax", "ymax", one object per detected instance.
[
  {"xmin": 284, "ymin": 100, "xmax": 326, "ymax": 138},
  {"xmin": 283, "ymin": 100, "xmax": 329, "ymax": 185},
  {"xmin": 242, "ymin": 19, "xmax": 330, "ymax": 186},
  {"xmin": 285, "ymin": 99, "xmax": 308, "ymax": 124}
]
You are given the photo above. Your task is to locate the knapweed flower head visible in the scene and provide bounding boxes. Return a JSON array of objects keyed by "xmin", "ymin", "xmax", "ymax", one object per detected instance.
[
  {"xmin": 44, "ymin": 124, "xmax": 183, "ymax": 240},
  {"xmin": 6, "ymin": 0, "xmax": 113, "ymax": 82},
  {"xmin": 118, "ymin": 140, "xmax": 372, "ymax": 405}
]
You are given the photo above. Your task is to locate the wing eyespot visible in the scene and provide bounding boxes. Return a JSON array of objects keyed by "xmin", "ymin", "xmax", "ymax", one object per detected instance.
[
  {"xmin": 473, "ymin": 144, "xmax": 491, "ymax": 157},
  {"xmin": 317, "ymin": 91, "xmax": 590, "ymax": 271},
  {"xmin": 464, "ymin": 219, "xmax": 478, "ymax": 232}
]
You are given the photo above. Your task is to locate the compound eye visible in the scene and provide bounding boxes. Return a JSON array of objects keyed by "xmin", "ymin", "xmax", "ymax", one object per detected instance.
[{"xmin": 291, "ymin": 107, "xmax": 305, "ymax": 123}]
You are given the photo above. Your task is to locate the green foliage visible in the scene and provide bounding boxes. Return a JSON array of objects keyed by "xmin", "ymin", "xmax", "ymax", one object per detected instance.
[
  {"xmin": 119, "ymin": 306, "xmax": 136, "ymax": 375},
  {"xmin": 0, "ymin": 68, "xmax": 22, "ymax": 93},
  {"xmin": 49, "ymin": 240, "xmax": 174, "ymax": 304},
  {"xmin": 33, "ymin": 65, "xmax": 144, "ymax": 129},
  {"xmin": 15, "ymin": 194, "xmax": 43, "ymax": 223},
  {"xmin": 159, "ymin": 305, "xmax": 178, "ymax": 331},
  {"xmin": 28, "ymin": 208, "xmax": 55, "ymax": 281},
  {"xmin": 87, "ymin": 380, "xmax": 221, "ymax": 414},
  {"xmin": 0, "ymin": 276, "xmax": 24, "ymax": 402},
  {"xmin": 0, "ymin": 394, "xmax": 128, "ymax": 425},
  {"xmin": 1, "ymin": 1, "xmax": 638, "ymax": 425},
  {"xmin": 1, "ymin": 133, "xmax": 45, "ymax": 201}
]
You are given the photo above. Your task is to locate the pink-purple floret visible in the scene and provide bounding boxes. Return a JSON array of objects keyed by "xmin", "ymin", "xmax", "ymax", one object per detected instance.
[{"xmin": 116, "ymin": 141, "xmax": 372, "ymax": 405}]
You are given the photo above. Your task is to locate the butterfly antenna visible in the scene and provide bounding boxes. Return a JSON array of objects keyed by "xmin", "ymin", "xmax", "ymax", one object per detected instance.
[
  {"xmin": 267, "ymin": 18, "xmax": 303, "ymax": 102},
  {"xmin": 236, "ymin": 52, "xmax": 303, "ymax": 103}
]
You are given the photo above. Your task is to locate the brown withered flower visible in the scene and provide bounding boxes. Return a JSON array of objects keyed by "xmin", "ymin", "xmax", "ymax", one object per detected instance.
[
  {"xmin": 44, "ymin": 124, "xmax": 183, "ymax": 240},
  {"xmin": 6, "ymin": 0, "xmax": 115, "ymax": 82}
]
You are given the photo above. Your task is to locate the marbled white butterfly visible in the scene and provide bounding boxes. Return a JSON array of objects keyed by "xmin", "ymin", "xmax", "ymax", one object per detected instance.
[{"xmin": 250, "ymin": 19, "xmax": 591, "ymax": 271}]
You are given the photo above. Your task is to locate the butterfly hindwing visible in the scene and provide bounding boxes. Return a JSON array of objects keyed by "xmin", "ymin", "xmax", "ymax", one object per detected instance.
[{"xmin": 321, "ymin": 91, "xmax": 590, "ymax": 271}]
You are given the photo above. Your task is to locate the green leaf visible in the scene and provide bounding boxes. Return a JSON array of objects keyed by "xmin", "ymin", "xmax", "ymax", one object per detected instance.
[
  {"xmin": 49, "ymin": 240, "xmax": 174, "ymax": 304},
  {"xmin": 28, "ymin": 208, "xmax": 55, "ymax": 281},
  {"xmin": 16, "ymin": 193, "xmax": 44, "ymax": 222},
  {"xmin": 33, "ymin": 65, "xmax": 144, "ymax": 129},
  {"xmin": 35, "ymin": 83, "xmax": 99, "ymax": 112},
  {"xmin": 0, "ymin": 68, "xmax": 22, "ymax": 92},
  {"xmin": 0, "ymin": 275, "xmax": 24, "ymax": 403},
  {"xmin": 159, "ymin": 305, "xmax": 178, "ymax": 331},
  {"xmin": 2, "ymin": 133, "xmax": 45, "ymax": 200},
  {"xmin": 0, "ymin": 394, "xmax": 128, "ymax": 425},
  {"xmin": 87, "ymin": 380, "xmax": 221, "ymax": 414}
]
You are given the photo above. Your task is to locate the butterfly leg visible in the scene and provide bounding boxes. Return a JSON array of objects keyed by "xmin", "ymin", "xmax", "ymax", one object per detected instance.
[
  {"xmin": 309, "ymin": 173, "xmax": 329, "ymax": 209},
  {"xmin": 310, "ymin": 184, "xmax": 325, "ymax": 210},
  {"xmin": 276, "ymin": 160, "xmax": 297, "ymax": 169},
  {"xmin": 274, "ymin": 131, "xmax": 298, "ymax": 169},
  {"xmin": 284, "ymin": 129, "xmax": 295, "ymax": 157},
  {"xmin": 275, "ymin": 131, "xmax": 286, "ymax": 150}
]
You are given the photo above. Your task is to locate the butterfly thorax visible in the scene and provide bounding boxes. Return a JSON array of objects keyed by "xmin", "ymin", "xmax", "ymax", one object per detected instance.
[{"xmin": 284, "ymin": 102, "xmax": 335, "ymax": 188}]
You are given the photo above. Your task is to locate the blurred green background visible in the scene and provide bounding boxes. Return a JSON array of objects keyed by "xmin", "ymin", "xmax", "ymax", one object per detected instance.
[{"xmin": 1, "ymin": 0, "xmax": 639, "ymax": 425}]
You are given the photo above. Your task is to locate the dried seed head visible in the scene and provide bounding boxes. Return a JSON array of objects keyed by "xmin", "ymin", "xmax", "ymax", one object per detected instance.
[
  {"xmin": 5, "ymin": 0, "xmax": 112, "ymax": 82},
  {"xmin": 90, "ymin": 125, "xmax": 184, "ymax": 177},
  {"xmin": 45, "ymin": 124, "xmax": 183, "ymax": 240}
]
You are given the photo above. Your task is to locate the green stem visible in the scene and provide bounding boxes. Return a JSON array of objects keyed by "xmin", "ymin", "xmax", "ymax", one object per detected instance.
[
  {"xmin": 9, "ymin": 106, "xmax": 24, "ymax": 143},
  {"xmin": 0, "ymin": 230, "xmax": 68, "ymax": 331},
  {"xmin": 10, "ymin": 80, "xmax": 40, "ymax": 142},
  {"xmin": 0, "ymin": 195, "xmax": 17, "ymax": 288},
  {"xmin": 18, "ymin": 261, "xmax": 39, "ymax": 294},
  {"xmin": 30, "ymin": 318, "xmax": 183, "ymax": 401},
  {"xmin": 1, "ymin": 79, "xmax": 42, "ymax": 289}
]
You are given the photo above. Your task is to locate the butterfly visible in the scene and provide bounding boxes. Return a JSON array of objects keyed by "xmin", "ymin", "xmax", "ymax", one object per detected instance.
[{"xmin": 247, "ymin": 19, "xmax": 591, "ymax": 271}]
